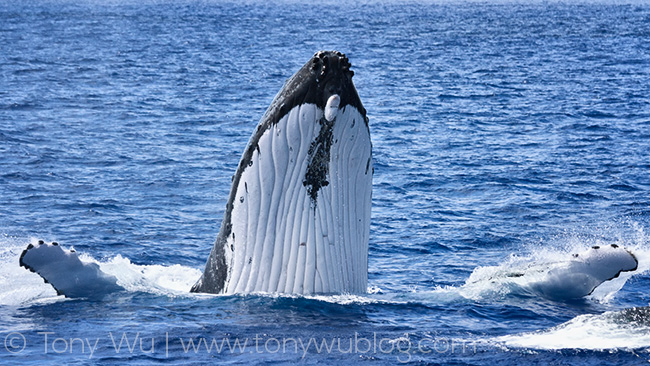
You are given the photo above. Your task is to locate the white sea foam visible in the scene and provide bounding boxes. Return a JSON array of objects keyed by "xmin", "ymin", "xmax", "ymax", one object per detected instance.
[
  {"xmin": 497, "ymin": 308, "xmax": 650, "ymax": 350},
  {"xmin": 94, "ymin": 254, "xmax": 202, "ymax": 296}
]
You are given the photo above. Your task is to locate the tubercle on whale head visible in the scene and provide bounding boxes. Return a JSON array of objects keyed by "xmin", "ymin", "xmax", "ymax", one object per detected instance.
[
  {"xmin": 264, "ymin": 50, "xmax": 367, "ymax": 127},
  {"xmin": 309, "ymin": 51, "xmax": 362, "ymax": 113},
  {"xmin": 310, "ymin": 51, "xmax": 355, "ymax": 104}
]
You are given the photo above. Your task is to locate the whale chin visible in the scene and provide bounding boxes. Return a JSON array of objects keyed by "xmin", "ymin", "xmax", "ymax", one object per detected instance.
[{"xmin": 191, "ymin": 51, "xmax": 372, "ymax": 295}]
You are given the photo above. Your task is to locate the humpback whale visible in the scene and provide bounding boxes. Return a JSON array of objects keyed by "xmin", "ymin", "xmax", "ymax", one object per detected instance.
[
  {"xmin": 17, "ymin": 51, "xmax": 640, "ymax": 301},
  {"xmin": 190, "ymin": 51, "xmax": 372, "ymax": 294},
  {"xmin": 19, "ymin": 51, "xmax": 372, "ymax": 297}
]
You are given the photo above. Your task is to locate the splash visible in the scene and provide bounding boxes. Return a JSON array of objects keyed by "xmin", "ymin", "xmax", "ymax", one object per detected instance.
[
  {"xmin": 488, "ymin": 222, "xmax": 650, "ymax": 351},
  {"xmin": 1, "ymin": 236, "xmax": 202, "ymax": 306},
  {"xmin": 497, "ymin": 307, "xmax": 650, "ymax": 350},
  {"xmin": 94, "ymin": 254, "xmax": 203, "ymax": 296},
  {"xmin": 424, "ymin": 220, "xmax": 650, "ymax": 303}
]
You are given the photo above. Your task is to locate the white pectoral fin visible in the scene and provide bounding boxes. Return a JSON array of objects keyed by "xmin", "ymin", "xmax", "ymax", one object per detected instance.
[
  {"xmin": 20, "ymin": 241, "xmax": 123, "ymax": 299},
  {"xmin": 531, "ymin": 244, "xmax": 639, "ymax": 300}
]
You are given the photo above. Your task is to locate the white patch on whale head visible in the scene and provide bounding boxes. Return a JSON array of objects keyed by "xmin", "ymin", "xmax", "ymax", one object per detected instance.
[{"xmin": 324, "ymin": 94, "xmax": 340, "ymax": 122}]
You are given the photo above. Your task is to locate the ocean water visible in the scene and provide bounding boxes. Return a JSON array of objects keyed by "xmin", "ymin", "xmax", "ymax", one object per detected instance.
[{"xmin": 2, "ymin": 0, "xmax": 650, "ymax": 364}]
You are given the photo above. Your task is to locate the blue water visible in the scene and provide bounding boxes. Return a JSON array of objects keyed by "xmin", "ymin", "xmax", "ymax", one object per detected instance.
[{"xmin": 2, "ymin": 0, "xmax": 650, "ymax": 364}]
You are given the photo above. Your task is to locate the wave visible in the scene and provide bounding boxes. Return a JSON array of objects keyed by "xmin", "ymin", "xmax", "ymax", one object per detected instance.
[{"xmin": 496, "ymin": 307, "xmax": 650, "ymax": 350}]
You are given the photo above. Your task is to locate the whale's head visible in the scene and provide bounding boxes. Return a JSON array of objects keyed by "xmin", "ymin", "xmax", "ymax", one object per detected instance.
[
  {"xmin": 263, "ymin": 51, "xmax": 366, "ymax": 127},
  {"xmin": 192, "ymin": 51, "xmax": 372, "ymax": 295}
]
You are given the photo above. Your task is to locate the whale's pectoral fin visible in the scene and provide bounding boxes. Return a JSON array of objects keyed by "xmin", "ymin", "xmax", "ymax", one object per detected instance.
[
  {"xmin": 530, "ymin": 244, "xmax": 639, "ymax": 300},
  {"xmin": 20, "ymin": 240, "xmax": 123, "ymax": 299}
]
